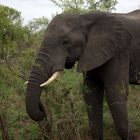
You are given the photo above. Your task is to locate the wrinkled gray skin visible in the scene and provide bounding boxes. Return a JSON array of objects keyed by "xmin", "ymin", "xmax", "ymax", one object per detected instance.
[{"xmin": 26, "ymin": 10, "xmax": 140, "ymax": 140}]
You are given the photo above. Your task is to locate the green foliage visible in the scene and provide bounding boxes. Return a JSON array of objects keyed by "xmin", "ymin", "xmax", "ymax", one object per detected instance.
[
  {"xmin": 0, "ymin": 5, "xmax": 23, "ymax": 59},
  {"xmin": 50, "ymin": 0, "xmax": 118, "ymax": 13},
  {"xmin": 0, "ymin": 5, "xmax": 42, "ymax": 139},
  {"xmin": 25, "ymin": 17, "xmax": 49, "ymax": 50}
]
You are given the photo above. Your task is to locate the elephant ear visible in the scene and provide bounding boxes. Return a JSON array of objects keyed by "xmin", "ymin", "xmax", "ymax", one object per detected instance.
[{"xmin": 77, "ymin": 12, "xmax": 131, "ymax": 72}]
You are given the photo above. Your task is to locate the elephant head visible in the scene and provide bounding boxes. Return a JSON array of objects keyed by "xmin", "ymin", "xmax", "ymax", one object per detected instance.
[{"xmin": 26, "ymin": 12, "xmax": 131, "ymax": 121}]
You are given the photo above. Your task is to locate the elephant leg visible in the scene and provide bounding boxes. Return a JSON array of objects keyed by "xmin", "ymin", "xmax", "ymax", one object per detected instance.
[
  {"xmin": 83, "ymin": 70, "xmax": 104, "ymax": 140},
  {"xmin": 102, "ymin": 51, "xmax": 133, "ymax": 140},
  {"xmin": 105, "ymin": 84, "xmax": 129, "ymax": 140}
]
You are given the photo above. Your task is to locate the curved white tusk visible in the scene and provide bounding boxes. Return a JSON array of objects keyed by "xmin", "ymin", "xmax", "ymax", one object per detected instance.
[
  {"xmin": 40, "ymin": 72, "xmax": 59, "ymax": 87},
  {"xmin": 24, "ymin": 81, "xmax": 28, "ymax": 85}
]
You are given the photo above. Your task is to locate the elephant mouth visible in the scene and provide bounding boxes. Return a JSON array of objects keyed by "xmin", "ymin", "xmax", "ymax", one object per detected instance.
[{"xmin": 65, "ymin": 61, "xmax": 75, "ymax": 69}]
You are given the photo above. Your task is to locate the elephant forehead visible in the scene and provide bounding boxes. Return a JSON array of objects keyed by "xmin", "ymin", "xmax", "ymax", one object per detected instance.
[
  {"xmin": 50, "ymin": 14, "xmax": 80, "ymax": 29},
  {"xmin": 47, "ymin": 20, "xmax": 70, "ymax": 34},
  {"xmin": 46, "ymin": 26, "xmax": 70, "ymax": 39}
]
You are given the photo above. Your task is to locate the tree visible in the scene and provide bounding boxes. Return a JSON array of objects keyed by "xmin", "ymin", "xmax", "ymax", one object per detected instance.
[
  {"xmin": 28, "ymin": 17, "xmax": 49, "ymax": 33},
  {"xmin": 0, "ymin": 5, "xmax": 32, "ymax": 83},
  {"xmin": 50, "ymin": 0, "xmax": 118, "ymax": 13},
  {"xmin": 0, "ymin": 5, "xmax": 49, "ymax": 139},
  {"xmin": 0, "ymin": 5, "xmax": 27, "ymax": 60},
  {"xmin": 26, "ymin": 17, "xmax": 49, "ymax": 48}
]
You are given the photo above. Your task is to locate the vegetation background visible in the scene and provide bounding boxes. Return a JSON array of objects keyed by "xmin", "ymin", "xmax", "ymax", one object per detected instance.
[{"xmin": 0, "ymin": 0, "xmax": 140, "ymax": 139}]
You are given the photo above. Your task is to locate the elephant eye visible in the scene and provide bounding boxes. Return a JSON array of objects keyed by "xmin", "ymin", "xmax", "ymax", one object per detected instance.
[{"xmin": 62, "ymin": 38, "xmax": 69, "ymax": 45}]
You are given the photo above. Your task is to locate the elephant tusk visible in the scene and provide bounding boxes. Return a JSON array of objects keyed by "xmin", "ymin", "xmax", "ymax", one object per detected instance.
[
  {"xmin": 40, "ymin": 72, "xmax": 59, "ymax": 87},
  {"xmin": 24, "ymin": 81, "xmax": 28, "ymax": 85}
]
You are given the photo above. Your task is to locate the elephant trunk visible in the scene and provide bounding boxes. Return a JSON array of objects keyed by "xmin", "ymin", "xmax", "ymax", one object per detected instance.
[
  {"xmin": 26, "ymin": 47, "xmax": 53, "ymax": 121},
  {"xmin": 26, "ymin": 69, "xmax": 47, "ymax": 121},
  {"xmin": 25, "ymin": 46, "xmax": 66, "ymax": 121}
]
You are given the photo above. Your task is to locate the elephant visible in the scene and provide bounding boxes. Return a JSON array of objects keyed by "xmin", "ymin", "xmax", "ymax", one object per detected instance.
[{"xmin": 25, "ymin": 10, "xmax": 140, "ymax": 140}]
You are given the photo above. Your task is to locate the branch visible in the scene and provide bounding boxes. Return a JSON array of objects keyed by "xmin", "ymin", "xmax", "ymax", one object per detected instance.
[
  {"xmin": 5, "ymin": 59, "xmax": 27, "ymax": 81},
  {"xmin": 0, "ymin": 115, "xmax": 9, "ymax": 140}
]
